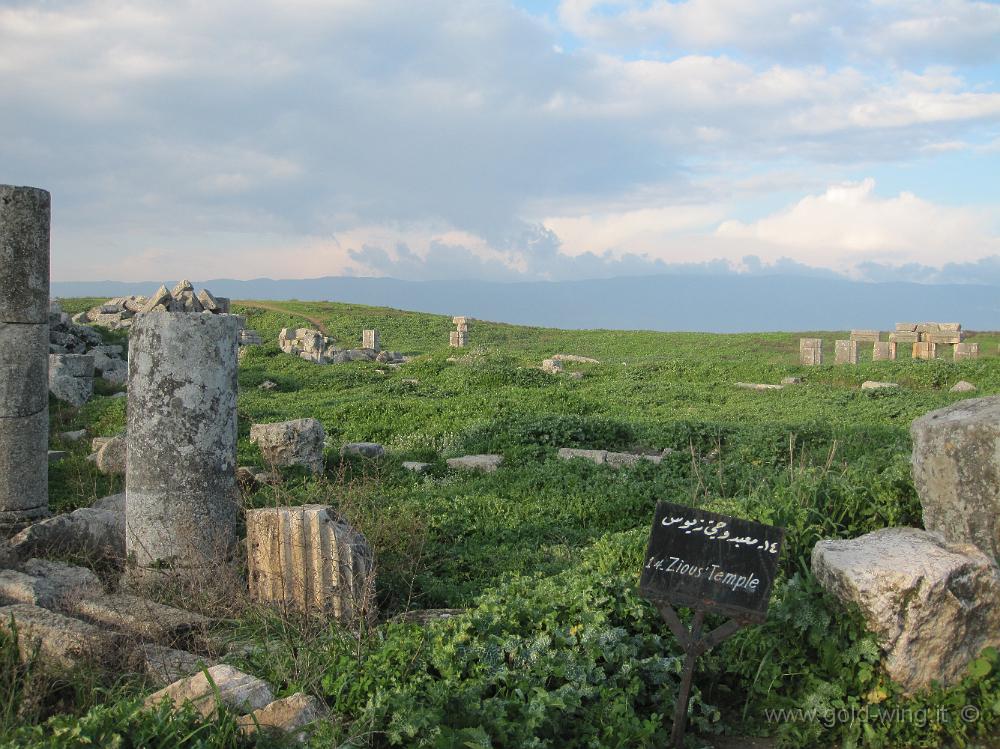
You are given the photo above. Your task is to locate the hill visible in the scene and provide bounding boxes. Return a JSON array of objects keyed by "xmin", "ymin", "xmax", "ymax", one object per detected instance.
[{"xmin": 51, "ymin": 273, "xmax": 1000, "ymax": 332}]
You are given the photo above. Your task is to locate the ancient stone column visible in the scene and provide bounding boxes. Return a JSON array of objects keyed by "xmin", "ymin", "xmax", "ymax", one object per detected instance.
[
  {"xmin": 125, "ymin": 312, "xmax": 241, "ymax": 583},
  {"xmin": 0, "ymin": 185, "xmax": 50, "ymax": 533}
]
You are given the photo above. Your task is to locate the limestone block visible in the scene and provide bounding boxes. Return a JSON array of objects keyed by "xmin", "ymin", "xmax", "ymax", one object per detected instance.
[
  {"xmin": 780, "ymin": 377, "xmax": 803, "ymax": 385},
  {"xmin": 541, "ymin": 358, "xmax": 563, "ymax": 374},
  {"xmin": 735, "ymin": 382, "xmax": 784, "ymax": 391},
  {"xmin": 197, "ymin": 289, "xmax": 222, "ymax": 312},
  {"xmin": 861, "ymin": 381, "xmax": 898, "ymax": 390},
  {"xmin": 912, "ymin": 341, "xmax": 937, "ymax": 360},
  {"xmin": 340, "ymin": 442, "xmax": 385, "ymax": 459},
  {"xmin": 557, "ymin": 448, "xmax": 608, "ymax": 464},
  {"xmin": 95, "ymin": 435, "xmax": 126, "ymax": 476},
  {"xmin": 911, "ymin": 396, "xmax": 1000, "ymax": 560},
  {"xmin": 362, "ymin": 329, "xmax": 380, "ymax": 352},
  {"xmin": 48, "ymin": 353, "xmax": 94, "ymax": 407},
  {"xmin": 849, "ymin": 330, "xmax": 880, "ymax": 343},
  {"xmin": 9, "ymin": 506, "xmax": 125, "ymax": 560},
  {"xmin": 951, "ymin": 381, "xmax": 977, "ymax": 393},
  {"xmin": 447, "ymin": 454, "xmax": 503, "ymax": 473},
  {"xmin": 954, "ymin": 342, "xmax": 980, "ymax": 360},
  {"xmin": 374, "ymin": 350, "xmax": 404, "ymax": 364},
  {"xmin": 250, "ymin": 419, "xmax": 326, "ymax": 473},
  {"xmin": 0, "ymin": 603, "xmax": 125, "ymax": 669},
  {"xmin": 0, "ymin": 323, "xmax": 49, "ymax": 415},
  {"xmin": 47, "ymin": 450, "xmax": 66, "ymax": 462},
  {"xmin": 140, "ymin": 285, "xmax": 171, "ymax": 313},
  {"xmin": 551, "ymin": 354, "xmax": 600, "ymax": 363},
  {"xmin": 895, "ymin": 323, "xmax": 917, "ymax": 332},
  {"xmin": 872, "ymin": 341, "xmax": 896, "ymax": 361},
  {"xmin": 238, "ymin": 692, "xmax": 328, "ymax": 742},
  {"xmin": 126, "ymin": 312, "xmax": 240, "ymax": 579},
  {"xmin": 0, "ymin": 185, "xmax": 50, "ymax": 324},
  {"xmin": 449, "ymin": 331, "xmax": 468, "ymax": 348},
  {"xmin": 0, "ymin": 569, "xmax": 61, "ymax": 607},
  {"xmin": 401, "ymin": 461, "xmax": 430, "ymax": 473},
  {"xmin": 799, "ymin": 338, "xmax": 822, "ymax": 366},
  {"xmin": 246, "ymin": 505, "xmax": 373, "ymax": 620},
  {"xmin": 0, "ymin": 408, "xmax": 49, "ymax": 530},
  {"xmin": 812, "ymin": 528, "xmax": 1000, "ymax": 693},
  {"xmin": 925, "ymin": 332, "xmax": 963, "ymax": 345},
  {"xmin": 144, "ymin": 664, "xmax": 274, "ymax": 719},
  {"xmin": 889, "ymin": 331, "xmax": 919, "ymax": 344},
  {"xmin": 833, "ymin": 333, "xmax": 858, "ymax": 364},
  {"xmin": 68, "ymin": 593, "xmax": 212, "ymax": 645},
  {"xmin": 452, "ymin": 316, "xmax": 468, "ymax": 326},
  {"xmin": 916, "ymin": 323, "xmax": 942, "ymax": 333},
  {"xmin": 939, "ymin": 323, "xmax": 962, "ymax": 332},
  {"xmin": 140, "ymin": 642, "xmax": 216, "ymax": 687},
  {"xmin": 606, "ymin": 451, "xmax": 662, "ymax": 467},
  {"xmin": 23, "ymin": 559, "xmax": 104, "ymax": 599}
]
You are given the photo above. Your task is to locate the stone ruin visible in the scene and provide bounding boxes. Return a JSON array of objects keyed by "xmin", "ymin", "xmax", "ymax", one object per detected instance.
[
  {"xmin": 73, "ymin": 280, "xmax": 231, "ymax": 330},
  {"xmin": 813, "ymin": 396, "xmax": 1000, "ymax": 693},
  {"xmin": 801, "ymin": 322, "xmax": 978, "ymax": 365},
  {"xmin": 450, "ymin": 316, "xmax": 469, "ymax": 347},
  {"xmin": 278, "ymin": 327, "xmax": 404, "ymax": 365},
  {"xmin": 0, "ymin": 183, "xmax": 367, "ymax": 741}
]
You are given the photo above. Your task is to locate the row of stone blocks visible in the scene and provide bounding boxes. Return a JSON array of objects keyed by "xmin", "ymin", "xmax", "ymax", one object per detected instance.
[{"xmin": 802, "ymin": 338, "xmax": 980, "ymax": 365}]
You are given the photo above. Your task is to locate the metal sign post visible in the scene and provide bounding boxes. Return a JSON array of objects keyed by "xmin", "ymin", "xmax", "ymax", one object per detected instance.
[{"xmin": 638, "ymin": 501, "xmax": 785, "ymax": 748}]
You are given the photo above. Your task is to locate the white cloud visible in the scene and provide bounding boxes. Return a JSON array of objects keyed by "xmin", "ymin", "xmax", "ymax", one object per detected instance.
[{"xmin": 716, "ymin": 178, "xmax": 1000, "ymax": 270}]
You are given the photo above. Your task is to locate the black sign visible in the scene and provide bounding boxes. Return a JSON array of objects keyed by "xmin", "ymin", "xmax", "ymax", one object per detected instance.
[{"xmin": 639, "ymin": 501, "xmax": 784, "ymax": 623}]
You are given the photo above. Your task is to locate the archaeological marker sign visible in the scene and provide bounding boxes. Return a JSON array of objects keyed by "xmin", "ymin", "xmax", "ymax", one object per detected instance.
[{"xmin": 639, "ymin": 501, "xmax": 784, "ymax": 624}]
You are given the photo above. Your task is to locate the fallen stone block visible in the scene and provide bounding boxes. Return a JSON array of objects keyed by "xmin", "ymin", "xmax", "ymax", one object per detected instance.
[
  {"xmin": 861, "ymin": 381, "xmax": 898, "ymax": 390},
  {"xmin": 250, "ymin": 419, "xmax": 325, "ymax": 473},
  {"xmin": 550, "ymin": 354, "xmax": 600, "ymax": 364},
  {"xmin": 68, "ymin": 593, "xmax": 213, "ymax": 646},
  {"xmin": 144, "ymin": 664, "xmax": 274, "ymax": 719},
  {"xmin": 950, "ymin": 381, "xmax": 977, "ymax": 393},
  {"xmin": 735, "ymin": 382, "xmax": 784, "ymax": 391},
  {"xmin": 557, "ymin": 448, "xmax": 608, "ymax": 464},
  {"xmin": 140, "ymin": 643, "xmax": 216, "ymax": 687},
  {"xmin": 9, "ymin": 506, "xmax": 124, "ymax": 560},
  {"xmin": 246, "ymin": 505, "xmax": 373, "ymax": 621},
  {"xmin": 0, "ymin": 569, "xmax": 60, "ymax": 607},
  {"xmin": 48, "ymin": 354, "xmax": 95, "ymax": 407},
  {"xmin": 95, "ymin": 435, "xmax": 126, "ymax": 476},
  {"xmin": 401, "ymin": 461, "xmax": 430, "ymax": 474},
  {"xmin": 812, "ymin": 527, "xmax": 1000, "ymax": 693},
  {"xmin": 23, "ymin": 559, "xmax": 104, "ymax": 600},
  {"xmin": 238, "ymin": 692, "xmax": 328, "ymax": 742},
  {"xmin": 340, "ymin": 442, "xmax": 386, "ymax": 459},
  {"xmin": 911, "ymin": 396, "xmax": 1000, "ymax": 560},
  {"xmin": 392, "ymin": 608, "xmax": 466, "ymax": 625},
  {"xmin": 780, "ymin": 377, "xmax": 803, "ymax": 385},
  {"xmin": 91, "ymin": 492, "xmax": 125, "ymax": 513},
  {"xmin": 606, "ymin": 451, "xmax": 662, "ymax": 467},
  {"xmin": 447, "ymin": 454, "xmax": 503, "ymax": 473},
  {"xmin": 0, "ymin": 603, "xmax": 126, "ymax": 669},
  {"xmin": 541, "ymin": 359, "xmax": 563, "ymax": 374}
]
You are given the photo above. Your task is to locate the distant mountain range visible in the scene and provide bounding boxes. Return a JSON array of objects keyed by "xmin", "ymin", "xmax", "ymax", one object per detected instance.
[{"xmin": 51, "ymin": 274, "xmax": 1000, "ymax": 333}]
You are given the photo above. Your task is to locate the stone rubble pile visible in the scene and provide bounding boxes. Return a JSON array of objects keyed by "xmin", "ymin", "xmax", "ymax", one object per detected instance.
[
  {"xmin": 48, "ymin": 300, "xmax": 128, "ymax": 400},
  {"xmin": 278, "ymin": 327, "xmax": 404, "ymax": 365},
  {"xmin": 813, "ymin": 395, "xmax": 1000, "ymax": 693},
  {"xmin": 73, "ymin": 281, "xmax": 232, "ymax": 330}
]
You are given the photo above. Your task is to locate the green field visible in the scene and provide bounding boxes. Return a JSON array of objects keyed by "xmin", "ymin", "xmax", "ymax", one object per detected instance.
[{"xmin": 10, "ymin": 299, "xmax": 1000, "ymax": 748}]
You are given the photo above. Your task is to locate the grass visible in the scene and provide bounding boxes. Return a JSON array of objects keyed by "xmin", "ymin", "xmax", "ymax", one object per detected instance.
[{"xmin": 15, "ymin": 297, "xmax": 1000, "ymax": 748}]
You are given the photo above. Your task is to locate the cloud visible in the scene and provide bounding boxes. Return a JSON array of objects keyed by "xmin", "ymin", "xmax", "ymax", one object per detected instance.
[
  {"xmin": 0, "ymin": 0, "xmax": 997, "ymax": 284},
  {"xmin": 716, "ymin": 178, "xmax": 1000, "ymax": 270}
]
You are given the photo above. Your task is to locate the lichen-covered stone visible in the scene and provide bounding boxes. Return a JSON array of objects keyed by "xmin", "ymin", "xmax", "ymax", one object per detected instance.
[
  {"xmin": 0, "ymin": 323, "xmax": 49, "ymax": 415},
  {"xmin": 0, "ymin": 185, "xmax": 50, "ymax": 324},
  {"xmin": 238, "ymin": 692, "xmax": 328, "ymax": 742},
  {"xmin": 95, "ymin": 435, "xmax": 126, "ymax": 476},
  {"xmin": 340, "ymin": 442, "xmax": 384, "ymax": 459},
  {"xmin": 812, "ymin": 528, "xmax": 1000, "ymax": 693},
  {"xmin": 446, "ymin": 454, "xmax": 503, "ymax": 473},
  {"xmin": 49, "ymin": 353, "xmax": 94, "ymax": 407},
  {"xmin": 9, "ymin": 506, "xmax": 124, "ymax": 560},
  {"xmin": 0, "ymin": 408, "xmax": 49, "ymax": 531},
  {"xmin": 126, "ymin": 313, "xmax": 240, "ymax": 580},
  {"xmin": 0, "ymin": 603, "xmax": 125, "ymax": 669},
  {"xmin": 250, "ymin": 419, "xmax": 325, "ymax": 473},
  {"xmin": 911, "ymin": 396, "xmax": 1000, "ymax": 560}
]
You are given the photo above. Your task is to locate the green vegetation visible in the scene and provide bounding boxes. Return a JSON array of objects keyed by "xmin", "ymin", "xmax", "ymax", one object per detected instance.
[{"xmin": 11, "ymin": 299, "xmax": 1000, "ymax": 747}]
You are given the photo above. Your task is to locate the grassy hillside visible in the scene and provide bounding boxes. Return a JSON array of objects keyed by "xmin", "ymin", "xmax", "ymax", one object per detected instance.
[{"xmin": 15, "ymin": 299, "xmax": 1000, "ymax": 748}]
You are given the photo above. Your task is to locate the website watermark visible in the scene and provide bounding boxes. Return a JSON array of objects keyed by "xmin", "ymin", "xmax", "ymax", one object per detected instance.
[{"xmin": 763, "ymin": 704, "xmax": 981, "ymax": 729}]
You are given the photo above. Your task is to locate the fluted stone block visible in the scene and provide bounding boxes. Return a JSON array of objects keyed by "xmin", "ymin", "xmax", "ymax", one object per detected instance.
[
  {"xmin": 246, "ymin": 504, "xmax": 373, "ymax": 621},
  {"xmin": 0, "ymin": 186, "xmax": 50, "ymax": 323},
  {"xmin": 0, "ymin": 322, "xmax": 49, "ymax": 416},
  {"xmin": 126, "ymin": 312, "xmax": 240, "ymax": 581}
]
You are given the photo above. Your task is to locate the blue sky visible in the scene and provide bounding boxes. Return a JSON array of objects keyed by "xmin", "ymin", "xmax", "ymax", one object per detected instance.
[{"xmin": 1, "ymin": 0, "xmax": 998, "ymax": 283}]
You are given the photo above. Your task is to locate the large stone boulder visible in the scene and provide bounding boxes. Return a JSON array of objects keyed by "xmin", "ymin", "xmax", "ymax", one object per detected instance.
[
  {"xmin": 237, "ymin": 692, "xmax": 328, "ymax": 742},
  {"xmin": 812, "ymin": 527, "xmax": 1000, "ymax": 693},
  {"xmin": 0, "ymin": 604, "xmax": 127, "ymax": 669},
  {"xmin": 911, "ymin": 396, "xmax": 1000, "ymax": 560},
  {"xmin": 8, "ymin": 506, "xmax": 125, "ymax": 560},
  {"xmin": 250, "ymin": 419, "xmax": 325, "ymax": 473},
  {"xmin": 48, "ymin": 354, "xmax": 94, "ymax": 406}
]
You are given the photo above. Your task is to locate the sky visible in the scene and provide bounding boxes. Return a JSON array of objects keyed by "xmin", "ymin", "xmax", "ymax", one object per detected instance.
[{"xmin": 2, "ymin": 0, "xmax": 999, "ymax": 284}]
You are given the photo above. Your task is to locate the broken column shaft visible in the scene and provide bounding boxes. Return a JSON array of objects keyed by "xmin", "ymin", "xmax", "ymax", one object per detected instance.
[
  {"xmin": 0, "ymin": 185, "xmax": 50, "ymax": 532},
  {"xmin": 125, "ymin": 312, "xmax": 241, "ymax": 582}
]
